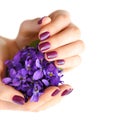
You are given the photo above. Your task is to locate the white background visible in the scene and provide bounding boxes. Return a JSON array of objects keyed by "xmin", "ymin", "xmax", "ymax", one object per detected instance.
[{"xmin": 0, "ymin": 0, "xmax": 120, "ymax": 120}]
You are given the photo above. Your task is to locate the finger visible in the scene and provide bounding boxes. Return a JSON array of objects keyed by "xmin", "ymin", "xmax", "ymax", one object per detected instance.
[
  {"xmin": 24, "ymin": 86, "xmax": 60, "ymax": 111},
  {"xmin": 38, "ymin": 10, "xmax": 70, "ymax": 40},
  {"xmin": 34, "ymin": 84, "xmax": 73, "ymax": 112},
  {"xmin": 0, "ymin": 84, "xmax": 72, "ymax": 111},
  {"xmin": 16, "ymin": 16, "xmax": 51, "ymax": 49},
  {"xmin": 44, "ymin": 40, "xmax": 84, "ymax": 61},
  {"xmin": 0, "ymin": 81, "xmax": 25, "ymax": 105},
  {"xmin": 38, "ymin": 24, "xmax": 80, "ymax": 52},
  {"xmin": 38, "ymin": 16, "xmax": 52, "ymax": 26},
  {"xmin": 34, "ymin": 96, "xmax": 61, "ymax": 112},
  {"xmin": 58, "ymin": 84, "xmax": 73, "ymax": 97},
  {"xmin": 0, "ymin": 100, "xmax": 24, "ymax": 110},
  {"xmin": 54, "ymin": 55, "xmax": 81, "ymax": 69},
  {"xmin": 19, "ymin": 16, "xmax": 51, "ymax": 35}
]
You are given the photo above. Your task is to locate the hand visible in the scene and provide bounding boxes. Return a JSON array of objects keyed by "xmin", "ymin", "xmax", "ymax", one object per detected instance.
[
  {"xmin": 0, "ymin": 36, "xmax": 73, "ymax": 112},
  {"xmin": 0, "ymin": 10, "xmax": 84, "ymax": 111},
  {"xmin": 16, "ymin": 10, "xmax": 84, "ymax": 71}
]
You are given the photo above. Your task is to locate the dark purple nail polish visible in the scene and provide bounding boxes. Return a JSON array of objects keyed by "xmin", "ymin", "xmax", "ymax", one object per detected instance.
[
  {"xmin": 39, "ymin": 31, "xmax": 50, "ymax": 41},
  {"xmin": 38, "ymin": 16, "xmax": 45, "ymax": 24},
  {"xmin": 61, "ymin": 88, "xmax": 73, "ymax": 96},
  {"xmin": 46, "ymin": 51, "xmax": 58, "ymax": 59},
  {"xmin": 51, "ymin": 89, "xmax": 60, "ymax": 96},
  {"xmin": 12, "ymin": 95, "xmax": 25, "ymax": 105},
  {"xmin": 39, "ymin": 42, "xmax": 51, "ymax": 52},
  {"xmin": 56, "ymin": 59, "xmax": 65, "ymax": 65}
]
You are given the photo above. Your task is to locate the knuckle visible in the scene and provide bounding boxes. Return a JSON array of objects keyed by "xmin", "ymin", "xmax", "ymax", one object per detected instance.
[
  {"xmin": 0, "ymin": 92, "xmax": 4, "ymax": 99},
  {"xmin": 30, "ymin": 109, "xmax": 40, "ymax": 112},
  {"xmin": 70, "ymin": 25, "xmax": 81, "ymax": 35},
  {"xmin": 54, "ymin": 10, "xmax": 70, "ymax": 17},
  {"xmin": 59, "ymin": 84, "xmax": 72, "ymax": 89},
  {"xmin": 23, "ymin": 107, "xmax": 31, "ymax": 111},
  {"xmin": 45, "ymin": 86, "xmax": 59, "ymax": 92},
  {"xmin": 58, "ymin": 13, "xmax": 70, "ymax": 22},
  {"xmin": 80, "ymin": 40, "xmax": 85, "ymax": 51},
  {"xmin": 20, "ymin": 20, "xmax": 30, "ymax": 29},
  {"xmin": 75, "ymin": 40, "xmax": 85, "ymax": 53},
  {"xmin": 0, "ymin": 87, "xmax": 6, "ymax": 99},
  {"xmin": 20, "ymin": 20, "xmax": 28, "ymax": 26},
  {"xmin": 23, "ymin": 105, "xmax": 34, "ymax": 111},
  {"xmin": 76, "ymin": 55, "xmax": 81, "ymax": 65},
  {"xmin": 76, "ymin": 55, "xmax": 81, "ymax": 60},
  {"xmin": 21, "ymin": 18, "xmax": 38, "ymax": 27},
  {"xmin": 55, "ymin": 10, "xmax": 70, "ymax": 23},
  {"xmin": 78, "ymin": 40, "xmax": 85, "ymax": 48},
  {"xmin": 76, "ymin": 40, "xmax": 82, "ymax": 46},
  {"xmin": 33, "ymin": 110, "xmax": 39, "ymax": 112}
]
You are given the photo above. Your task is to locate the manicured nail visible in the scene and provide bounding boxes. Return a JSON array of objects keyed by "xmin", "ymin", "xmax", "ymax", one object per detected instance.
[
  {"xmin": 51, "ymin": 89, "xmax": 60, "ymax": 96},
  {"xmin": 46, "ymin": 51, "xmax": 58, "ymax": 59},
  {"xmin": 56, "ymin": 59, "xmax": 65, "ymax": 65},
  {"xmin": 39, "ymin": 42, "xmax": 51, "ymax": 52},
  {"xmin": 12, "ymin": 95, "xmax": 25, "ymax": 105},
  {"xmin": 61, "ymin": 88, "xmax": 73, "ymax": 96},
  {"xmin": 39, "ymin": 31, "xmax": 50, "ymax": 41},
  {"xmin": 38, "ymin": 16, "xmax": 45, "ymax": 24}
]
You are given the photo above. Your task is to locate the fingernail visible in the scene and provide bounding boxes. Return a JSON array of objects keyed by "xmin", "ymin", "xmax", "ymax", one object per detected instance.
[
  {"xmin": 39, "ymin": 31, "xmax": 50, "ymax": 41},
  {"xmin": 39, "ymin": 42, "xmax": 51, "ymax": 52},
  {"xmin": 38, "ymin": 16, "xmax": 45, "ymax": 24},
  {"xmin": 61, "ymin": 88, "xmax": 73, "ymax": 96},
  {"xmin": 56, "ymin": 59, "xmax": 65, "ymax": 65},
  {"xmin": 51, "ymin": 89, "xmax": 60, "ymax": 96},
  {"xmin": 46, "ymin": 51, "xmax": 58, "ymax": 59},
  {"xmin": 12, "ymin": 95, "xmax": 25, "ymax": 105}
]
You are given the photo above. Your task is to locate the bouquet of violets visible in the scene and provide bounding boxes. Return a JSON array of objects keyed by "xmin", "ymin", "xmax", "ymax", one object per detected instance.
[{"xmin": 2, "ymin": 40, "xmax": 63, "ymax": 102}]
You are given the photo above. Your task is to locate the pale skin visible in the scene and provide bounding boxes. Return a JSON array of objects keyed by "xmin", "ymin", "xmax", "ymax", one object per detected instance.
[{"xmin": 0, "ymin": 10, "xmax": 84, "ymax": 112}]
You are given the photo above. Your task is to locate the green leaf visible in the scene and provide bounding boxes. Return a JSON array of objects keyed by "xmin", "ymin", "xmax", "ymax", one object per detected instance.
[
  {"xmin": 29, "ymin": 39, "xmax": 40, "ymax": 47},
  {"xmin": 58, "ymin": 67, "xmax": 63, "ymax": 71}
]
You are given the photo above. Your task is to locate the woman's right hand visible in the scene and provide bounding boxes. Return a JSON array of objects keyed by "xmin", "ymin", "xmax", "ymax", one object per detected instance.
[
  {"xmin": 0, "ymin": 61, "xmax": 72, "ymax": 112},
  {"xmin": 0, "ymin": 36, "xmax": 72, "ymax": 112}
]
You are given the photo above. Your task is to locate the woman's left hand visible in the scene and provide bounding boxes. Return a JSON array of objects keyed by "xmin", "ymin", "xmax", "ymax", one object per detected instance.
[{"xmin": 16, "ymin": 10, "xmax": 85, "ymax": 71}]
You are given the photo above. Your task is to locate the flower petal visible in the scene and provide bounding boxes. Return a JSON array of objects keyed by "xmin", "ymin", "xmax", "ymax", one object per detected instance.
[
  {"xmin": 50, "ymin": 77, "xmax": 60, "ymax": 86},
  {"xmin": 30, "ymin": 92, "xmax": 40, "ymax": 102},
  {"xmin": 27, "ymin": 88, "xmax": 33, "ymax": 96},
  {"xmin": 3, "ymin": 46, "xmax": 63, "ymax": 103},
  {"xmin": 34, "ymin": 83, "xmax": 42, "ymax": 91},
  {"xmin": 42, "ymin": 79, "xmax": 49, "ymax": 86},
  {"xmin": 13, "ymin": 52, "xmax": 20, "ymax": 63},
  {"xmin": 10, "ymin": 68, "xmax": 16, "ymax": 78},
  {"xmin": 33, "ymin": 70, "xmax": 43, "ymax": 80},
  {"xmin": 35, "ymin": 59, "xmax": 42, "ymax": 68},
  {"xmin": 21, "ymin": 68, "xmax": 27, "ymax": 76},
  {"xmin": 12, "ymin": 79, "xmax": 21, "ymax": 87},
  {"xmin": 2, "ymin": 77, "xmax": 12, "ymax": 84},
  {"xmin": 47, "ymin": 63, "xmax": 56, "ymax": 71}
]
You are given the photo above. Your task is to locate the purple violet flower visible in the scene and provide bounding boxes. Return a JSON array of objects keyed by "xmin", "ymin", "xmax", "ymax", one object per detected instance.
[{"xmin": 2, "ymin": 45, "xmax": 63, "ymax": 102}]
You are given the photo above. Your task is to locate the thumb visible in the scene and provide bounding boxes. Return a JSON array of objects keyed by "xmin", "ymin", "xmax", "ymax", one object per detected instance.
[
  {"xmin": 16, "ymin": 16, "xmax": 51, "ymax": 49},
  {"xmin": 0, "ymin": 81, "xmax": 25, "ymax": 105}
]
